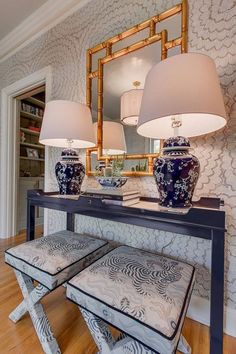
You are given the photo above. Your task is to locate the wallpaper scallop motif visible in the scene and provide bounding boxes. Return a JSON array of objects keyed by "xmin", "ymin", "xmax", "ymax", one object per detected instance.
[{"xmin": 0, "ymin": 0, "xmax": 235, "ymax": 309}]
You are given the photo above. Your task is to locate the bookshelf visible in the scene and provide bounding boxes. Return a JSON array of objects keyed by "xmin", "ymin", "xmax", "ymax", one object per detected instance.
[
  {"xmin": 19, "ymin": 93, "xmax": 45, "ymax": 178},
  {"xmin": 17, "ymin": 87, "xmax": 45, "ymax": 233}
]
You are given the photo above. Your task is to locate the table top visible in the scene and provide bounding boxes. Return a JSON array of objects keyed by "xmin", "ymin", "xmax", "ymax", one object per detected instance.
[{"xmin": 28, "ymin": 190, "xmax": 226, "ymax": 240}]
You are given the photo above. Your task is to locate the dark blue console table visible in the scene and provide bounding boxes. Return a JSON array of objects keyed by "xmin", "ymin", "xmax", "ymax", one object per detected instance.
[{"xmin": 27, "ymin": 189, "xmax": 226, "ymax": 354}]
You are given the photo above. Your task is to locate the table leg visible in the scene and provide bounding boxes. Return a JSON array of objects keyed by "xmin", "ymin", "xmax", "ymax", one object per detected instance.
[
  {"xmin": 27, "ymin": 201, "xmax": 35, "ymax": 241},
  {"xmin": 67, "ymin": 213, "xmax": 75, "ymax": 232},
  {"xmin": 210, "ymin": 230, "xmax": 225, "ymax": 354}
]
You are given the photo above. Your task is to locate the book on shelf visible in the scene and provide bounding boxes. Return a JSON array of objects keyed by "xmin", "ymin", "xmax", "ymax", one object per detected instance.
[
  {"xmin": 21, "ymin": 102, "xmax": 44, "ymax": 117},
  {"xmin": 102, "ymin": 197, "xmax": 140, "ymax": 207},
  {"xmin": 84, "ymin": 188, "xmax": 140, "ymax": 201},
  {"xmin": 28, "ymin": 126, "xmax": 40, "ymax": 132}
]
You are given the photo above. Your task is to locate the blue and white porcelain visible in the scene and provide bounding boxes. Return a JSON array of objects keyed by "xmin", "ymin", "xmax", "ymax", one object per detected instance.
[
  {"xmin": 96, "ymin": 176, "xmax": 128, "ymax": 189},
  {"xmin": 55, "ymin": 149, "xmax": 85, "ymax": 195},
  {"xmin": 153, "ymin": 136, "xmax": 200, "ymax": 208}
]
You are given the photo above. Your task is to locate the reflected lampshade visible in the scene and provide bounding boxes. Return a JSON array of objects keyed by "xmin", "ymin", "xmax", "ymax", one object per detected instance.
[
  {"xmin": 93, "ymin": 121, "xmax": 127, "ymax": 155},
  {"xmin": 137, "ymin": 53, "xmax": 227, "ymax": 138},
  {"xmin": 39, "ymin": 100, "xmax": 95, "ymax": 148},
  {"xmin": 120, "ymin": 88, "xmax": 143, "ymax": 126}
]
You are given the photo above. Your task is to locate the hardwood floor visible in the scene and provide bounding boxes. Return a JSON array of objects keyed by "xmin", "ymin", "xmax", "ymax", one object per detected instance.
[{"xmin": 0, "ymin": 231, "xmax": 235, "ymax": 354}]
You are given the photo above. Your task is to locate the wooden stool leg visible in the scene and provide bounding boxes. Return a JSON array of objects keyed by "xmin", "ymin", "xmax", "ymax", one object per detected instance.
[{"xmin": 12, "ymin": 270, "xmax": 61, "ymax": 354}]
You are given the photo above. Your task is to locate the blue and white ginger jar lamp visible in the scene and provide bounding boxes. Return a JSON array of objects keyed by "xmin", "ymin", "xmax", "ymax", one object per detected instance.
[
  {"xmin": 154, "ymin": 136, "xmax": 200, "ymax": 208},
  {"xmin": 137, "ymin": 53, "xmax": 227, "ymax": 208},
  {"xmin": 40, "ymin": 100, "xmax": 95, "ymax": 195},
  {"xmin": 55, "ymin": 149, "xmax": 85, "ymax": 195}
]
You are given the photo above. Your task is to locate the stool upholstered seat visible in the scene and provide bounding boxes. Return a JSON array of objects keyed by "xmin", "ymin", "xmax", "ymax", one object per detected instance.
[
  {"xmin": 67, "ymin": 245, "xmax": 195, "ymax": 354},
  {"xmin": 5, "ymin": 230, "xmax": 109, "ymax": 354},
  {"xmin": 5, "ymin": 230, "xmax": 108, "ymax": 290}
]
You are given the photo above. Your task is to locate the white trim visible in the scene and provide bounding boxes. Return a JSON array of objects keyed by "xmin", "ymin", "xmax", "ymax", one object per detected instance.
[
  {"xmin": 187, "ymin": 294, "xmax": 236, "ymax": 338},
  {"xmin": 224, "ymin": 305, "xmax": 236, "ymax": 338},
  {"xmin": 0, "ymin": 66, "xmax": 52, "ymax": 238},
  {"xmin": 0, "ymin": 0, "xmax": 92, "ymax": 64}
]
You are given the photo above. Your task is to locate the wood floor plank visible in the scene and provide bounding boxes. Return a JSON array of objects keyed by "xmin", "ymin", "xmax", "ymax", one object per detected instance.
[{"xmin": 0, "ymin": 231, "xmax": 235, "ymax": 354}]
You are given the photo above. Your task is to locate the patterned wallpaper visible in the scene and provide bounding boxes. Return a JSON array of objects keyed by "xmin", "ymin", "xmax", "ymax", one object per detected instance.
[{"xmin": 0, "ymin": 0, "xmax": 235, "ymax": 310}]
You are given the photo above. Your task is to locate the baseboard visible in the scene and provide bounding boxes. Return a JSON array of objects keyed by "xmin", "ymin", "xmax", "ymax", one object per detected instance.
[
  {"xmin": 187, "ymin": 295, "xmax": 236, "ymax": 338},
  {"xmin": 17, "ymin": 224, "xmax": 43, "ymax": 237}
]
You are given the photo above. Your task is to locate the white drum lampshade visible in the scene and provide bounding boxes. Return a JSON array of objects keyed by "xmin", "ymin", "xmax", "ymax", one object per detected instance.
[
  {"xmin": 137, "ymin": 53, "xmax": 227, "ymax": 138},
  {"xmin": 120, "ymin": 83, "xmax": 143, "ymax": 126},
  {"xmin": 39, "ymin": 100, "xmax": 95, "ymax": 195},
  {"xmin": 137, "ymin": 53, "xmax": 227, "ymax": 209},
  {"xmin": 40, "ymin": 100, "xmax": 95, "ymax": 148},
  {"xmin": 93, "ymin": 121, "xmax": 127, "ymax": 155}
]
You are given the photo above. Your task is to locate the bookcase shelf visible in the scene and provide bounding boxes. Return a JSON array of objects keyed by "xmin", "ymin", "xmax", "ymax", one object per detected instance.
[
  {"xmin": 20, "ymin": 127, "xmax": 40, "ymax": 136},
  {"xmin": 20, "ymin": 110, "xmax": 43, "ymax": 122},
  {"xmin": 20, "ymin": 142, "xmax": 45, "ymax": 150},
  {"xmin": 25, "ymin": 97, "xmax": 45, "ymax": 108},
  {"xmin": 19, "ymin": 92, "xmax": 45, "ymax": 177},
  {"xmin": 20, "ymin": 156, "xmax": 45, "ymax": 162}
]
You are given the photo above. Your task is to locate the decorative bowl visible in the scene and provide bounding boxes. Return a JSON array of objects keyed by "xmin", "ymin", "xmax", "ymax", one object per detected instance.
[{"xmin": 96, "ymin": 177, "xmax": 128, "ymax": 189}]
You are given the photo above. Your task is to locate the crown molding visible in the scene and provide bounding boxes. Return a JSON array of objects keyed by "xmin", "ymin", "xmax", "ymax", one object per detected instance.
[{"xmin": 0, "ymin": 0, "xmax": 92, "ymax": 64}]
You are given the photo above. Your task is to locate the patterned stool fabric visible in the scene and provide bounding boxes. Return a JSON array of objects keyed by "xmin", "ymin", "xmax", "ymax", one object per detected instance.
[
  {"xmin": 67, "ymin": 245, "xmax": 195, "ymax": 354},
  {"xmin": 5, "ymin": 230, "xmax": 108, "ymax": 289},
  {"xmin": 5, "ymin": 230, "xmax": 109, "ymax": 354}
]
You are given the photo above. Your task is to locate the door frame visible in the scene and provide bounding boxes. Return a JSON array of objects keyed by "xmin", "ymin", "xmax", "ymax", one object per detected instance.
[{"xmin": 0, "ymin": 66, "xmax": 52, "ymax": 238}]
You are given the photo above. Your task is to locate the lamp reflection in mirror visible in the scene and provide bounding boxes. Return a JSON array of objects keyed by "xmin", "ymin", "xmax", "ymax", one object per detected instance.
[
  {"xmin": 120, "ymin": 81, "xmax": 143, "ymax": 126},
  {"xmin": 93, "ymin": 121, "xmax": 127, "ymax": 155},
  {"xmin": 137, "ymin": 53, "xmax": 227, "ymax": 209},
  {"xmin": 40, "ymin": 100, "xmax": 95, "ymax": 195}
]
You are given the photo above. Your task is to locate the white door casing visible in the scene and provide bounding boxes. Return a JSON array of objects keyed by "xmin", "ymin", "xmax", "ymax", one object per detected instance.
[{"xmin": 0, "ymin": 66, "xmax": 52, "ymax": 238}]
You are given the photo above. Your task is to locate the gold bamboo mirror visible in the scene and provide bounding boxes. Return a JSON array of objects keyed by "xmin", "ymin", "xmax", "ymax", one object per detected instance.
[{"xmin": 86, "ymin": 0, "xmax": 188, "ymax": 176}]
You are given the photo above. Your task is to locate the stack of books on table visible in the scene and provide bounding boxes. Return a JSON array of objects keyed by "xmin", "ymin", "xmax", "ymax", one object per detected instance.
[{"xmin": 85, "ymin": 188, "xmax": 140, "ymax": 206}]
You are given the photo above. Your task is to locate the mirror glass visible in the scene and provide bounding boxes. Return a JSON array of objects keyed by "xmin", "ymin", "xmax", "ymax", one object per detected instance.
[{"xmin": 91, "ymin": 13, "xmax": 181, "ymax": 172}]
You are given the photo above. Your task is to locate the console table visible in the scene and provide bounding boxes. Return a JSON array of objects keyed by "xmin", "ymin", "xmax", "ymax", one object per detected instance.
[{"xmin": 27, "ymin": 189, "xmax": 226, "ymax": 354}]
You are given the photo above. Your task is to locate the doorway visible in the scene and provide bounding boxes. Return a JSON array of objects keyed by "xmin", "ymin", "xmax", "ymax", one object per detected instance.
[
  {"xmin": 16, "ymin": 86, "xmax": 45, "ymax": 234},
  {"xmin": 0, "ymin": 66, "xmax": 51, "ymax": 238}
]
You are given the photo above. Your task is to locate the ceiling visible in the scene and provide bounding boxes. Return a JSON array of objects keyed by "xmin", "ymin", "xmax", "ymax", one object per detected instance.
[{"xmin": 0, "ymin": 0, "xmax": 48, "ymax": 41}]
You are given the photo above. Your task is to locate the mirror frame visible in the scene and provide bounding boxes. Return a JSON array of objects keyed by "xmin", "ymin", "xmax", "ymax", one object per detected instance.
[{"xmin": 86, "ymin": 0, "xmax": 188, "ymax": 176}]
